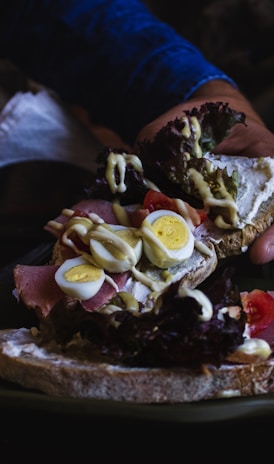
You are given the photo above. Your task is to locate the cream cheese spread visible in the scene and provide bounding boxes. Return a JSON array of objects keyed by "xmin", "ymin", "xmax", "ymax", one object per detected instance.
[{"xmin": 205, "ymin": 153, "xmax": 274, "ymax": 227}]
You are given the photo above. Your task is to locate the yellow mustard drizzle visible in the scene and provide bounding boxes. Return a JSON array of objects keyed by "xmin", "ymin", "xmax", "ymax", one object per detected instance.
[
  {"xmin": 178, "ymin": 287, "xmax": 213, "ymax": 321},
  {"xmin": 188, "ymin": 168, "xmax": 239, "ymax": 228},
  {"xmin": 179, "ymin": 118, "xmax": 241, "ymax": 229},
  {"xmin": 174, "ymin": 197, "xmax": 201, "ymax": 230},
  {"xmin": 194, "ymin": 239, "xmax": 214, "ymax": 257},
  {"xmin": 90, "ymin": 224, "xmax": 139, "ymax": 267},
  {"xmin": 181, "ymin": 116, "xmax": 202, "ymax": 158},
  {"xmin": 112, "ymin": 200, "xmax": 131, "ymax": 227},
  {"xmin": 106, "ymin": 151, "xmax": 143, "ymax": 194}
]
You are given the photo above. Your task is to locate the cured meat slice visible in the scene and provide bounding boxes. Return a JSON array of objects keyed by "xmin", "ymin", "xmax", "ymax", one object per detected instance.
[
  {"xmin": 45, "ymin": 199, "xmax": 120, "ymax": 237},
  {"xmin": 14, "ymin": 264, "xmax": 129, "ymax": 318},
  {"xmin": 81, "ymin": 272, "xmax": 129, "ymax": 311},
  {"xmin": 14, "ymin": 264, "xmax": 62, "ymax": 318}
]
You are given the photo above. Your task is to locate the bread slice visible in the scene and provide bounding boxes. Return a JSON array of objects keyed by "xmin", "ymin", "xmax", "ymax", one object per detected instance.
[
  {"xmin": 7, "ymin": 151, "xmax": 274, "ymax": 403},
  {"xmin": 189, "ymin": 154, "xmax": 274, "ymax": 260},
  {"xmin": 194, "ymin": 196, "xmax": 274, "ymax": 261},
  {"xmin": 0, "ymin": 327, "xmax": 273, "ymax": 403}
]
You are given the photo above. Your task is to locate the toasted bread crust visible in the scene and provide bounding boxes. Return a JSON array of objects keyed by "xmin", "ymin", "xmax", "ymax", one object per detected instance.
[
  {"xmin": 0, "ymin": 328, "xmax": 273, "ymax": 403},
  {"xmin": 193, "ymin": 194, "xmax": 274, "ymax": 260}
]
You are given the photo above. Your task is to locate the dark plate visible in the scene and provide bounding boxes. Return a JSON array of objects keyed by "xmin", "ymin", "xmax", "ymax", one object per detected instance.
[{"xmin": 1, "ymin": 375, "xmax": 274, "ymax": 424}]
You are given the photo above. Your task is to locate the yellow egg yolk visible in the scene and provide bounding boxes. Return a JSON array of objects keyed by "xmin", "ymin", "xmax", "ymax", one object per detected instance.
[
  {"xmin": 93, "ymin": 227, "xmax": 141, "ymax": 261},
  {"xmin": 102, "ymin": 228, "xmax": 140, "ymax": 260},
  {"xmin": 116, "ymin": 228, "xmax": 140, "ymax": 247},
  {"xmin": 64, "ymin": 263, "xmax": 102, "ymax": 283},
  {"xmin": 151, "ymin": 215, "xmax": 189, "ymax": 250}
]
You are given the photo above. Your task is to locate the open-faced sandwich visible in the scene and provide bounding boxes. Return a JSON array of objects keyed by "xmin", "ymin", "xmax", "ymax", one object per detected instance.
[{"xmin": 0, "ymin": 101, "xmax": 274, "ymax": 403}]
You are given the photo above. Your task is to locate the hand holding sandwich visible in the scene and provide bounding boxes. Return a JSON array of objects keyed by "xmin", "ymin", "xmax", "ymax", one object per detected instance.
[
  {"xmin": 135, "ymin": 80, "xmax": 274, "ymax": 265},
  {"xmin": 135, "ymin": 81, "xmax": 274, "ymax": 158}
]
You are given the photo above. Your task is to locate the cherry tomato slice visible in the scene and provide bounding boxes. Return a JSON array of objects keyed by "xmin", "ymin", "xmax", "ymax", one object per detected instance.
[
  {"xmin": 71, "ymin": 209, "xmax": 89, "ymax": 218},
  {"xmin": 196, "ymin": 209, "xmax": 207, "ymax": 224},
  {"xmin": 143, "ymin": 189, "xmax": 207, "ymax": 225},
  {"xmin": 143, "ymin": 189, "xmax": 178, "ymax": 213},
  {"xmin": 241, "ymin": 289, "xmax": 274, "ymax": 336}
]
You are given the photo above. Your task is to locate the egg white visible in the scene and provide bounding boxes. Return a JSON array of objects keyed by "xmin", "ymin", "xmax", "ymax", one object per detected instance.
[
  {"xmin": 141, "ymin": 209, "xmax": 195, "ymax": 268},
  {"xmin": 55, "ymin": 256, "xmax": 105, "ymax": 300},
  {"xmin": 89, "ymin": 224, "xmax": 143, "ymax": 273}
]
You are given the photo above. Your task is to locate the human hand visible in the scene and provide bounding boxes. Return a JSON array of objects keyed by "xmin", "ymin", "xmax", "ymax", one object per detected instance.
[
  {"xmin": 249, "ymin": 226, "xmax": 274, "ymax": 265},
  {"xmin": 134, "ymin": 80, "xmax": 274, "ymax": 265},
  {"xmin": 213, "ymin": 119, "xmax": 274, "ymax": 158},
  {"xmin": 135, "ymin": 80, "xmax": 274, "ymax": 156}
]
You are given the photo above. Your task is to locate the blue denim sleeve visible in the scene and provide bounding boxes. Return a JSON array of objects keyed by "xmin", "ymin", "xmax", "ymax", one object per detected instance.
[{"xmin": 0, "ymin": 0, "xmax": 236, "ymax": 145}]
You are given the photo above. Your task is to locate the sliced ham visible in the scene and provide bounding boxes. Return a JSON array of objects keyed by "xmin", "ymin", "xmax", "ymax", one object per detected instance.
[
  {"xmin": 14, "ymin": 264, "xmax": 63, "ymax": 318},
  {"xmin": 126, "ymin": 207, "xmax": 149, "ymax": 228},
  {"xmin": 81, "ymin": 272, "xmax": 129, "ymax": 311},
  {"xmin": 14, "ymin": 264, "xmax": 130, "ymax": 319},
  {"xmin": 72, "ymin": 199, "xmax": 120, "ymax": 223},
  {"xmin": 44, "ymin": 199, "xmax": 121, "ymax": 238}
]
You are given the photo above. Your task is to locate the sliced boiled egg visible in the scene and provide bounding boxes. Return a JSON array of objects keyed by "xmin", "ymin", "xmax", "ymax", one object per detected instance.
[
  {"xmin": 89, "ymin": 224, "xmax": 143, "ymax": 273},
  {"xmin": 55, "ymin": 256, "xmax": 105, "ymax": 300},
  {"xmin": 141, "ymin": 209, "xmax": 195, "ymax": 268}
]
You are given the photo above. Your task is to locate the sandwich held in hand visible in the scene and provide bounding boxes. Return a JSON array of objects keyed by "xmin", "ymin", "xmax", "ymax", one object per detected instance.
[{"xmin": 0, "ymin": 102, "xmax": 274, "ymax": 403}]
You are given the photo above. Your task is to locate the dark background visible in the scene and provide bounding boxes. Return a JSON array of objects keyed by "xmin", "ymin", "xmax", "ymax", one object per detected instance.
[{"xmin": 145, "ymin": 0, "xmax": 274, "ymax": 133}]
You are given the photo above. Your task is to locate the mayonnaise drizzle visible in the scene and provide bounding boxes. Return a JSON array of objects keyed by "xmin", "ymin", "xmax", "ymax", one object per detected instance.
[
  {"xmin": 174, "ymin": 198, "xmax": 201, "ymax": 230},
  {"xmin": 90, "ymin": 224, "xmax": 139, "ymax": 267},
  {"xmin": 106, "ymin": 152, "xmax": 143, "ymax": 194},
  {"xmin": 178, "ymin": 287, "xmax": 213, "ymax": 321},
  {"xmin": 181, "ymin": 115, "xmax": 202, "ymax": 158},
  {"xmin": 188, "ymin": 168, "xmax": 239, "ymax": 228}
]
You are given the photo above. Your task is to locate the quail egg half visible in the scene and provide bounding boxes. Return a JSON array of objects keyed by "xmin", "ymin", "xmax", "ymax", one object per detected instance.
[
  {"xmin": 89, "ymin": 224, "xmax": 143, "ymax": 273},
  {"xmin": 141, "ymin": 209, "xmax": 195, "ymax": 268},
  {"xmin": 55, "ymin": 256, "xmax": 105, "ymax": 300}
]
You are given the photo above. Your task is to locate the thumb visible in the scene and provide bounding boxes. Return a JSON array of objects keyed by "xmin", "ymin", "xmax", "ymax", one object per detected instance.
[{"xmin": 249, "ymin": 224, "xmax": 274, "ymax": 264}]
